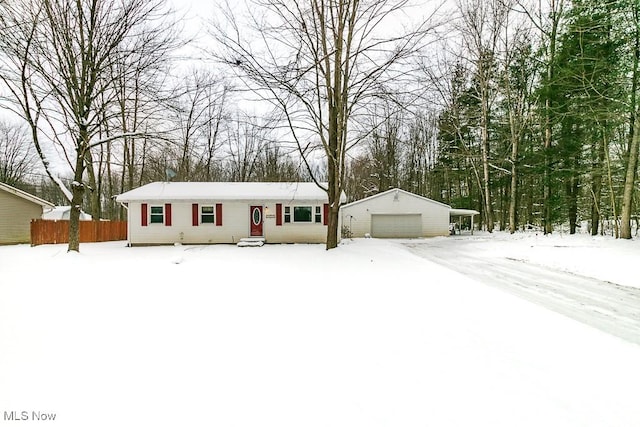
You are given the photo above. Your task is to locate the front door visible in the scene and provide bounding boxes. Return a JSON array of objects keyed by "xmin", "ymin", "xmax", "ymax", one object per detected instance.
[{"xmin": 250, "ymin": 205, "xmax": 263, "ymax": 236}]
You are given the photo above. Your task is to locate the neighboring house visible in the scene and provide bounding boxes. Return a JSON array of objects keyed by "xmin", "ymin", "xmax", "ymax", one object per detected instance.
[
  {"xmin": 42, "ymin": 206, "xmax": 93, "ymax": 221},
  {"xmin": 0, "ymin": 182, "xmax": 55, "ymax": 244},
  {"xmin": 341, "ymin": 188, "xmax": 452, "ymax": 238},
  {"xmin": 116, "ymin": 182, "xmax": 346, "ymax": 246}
]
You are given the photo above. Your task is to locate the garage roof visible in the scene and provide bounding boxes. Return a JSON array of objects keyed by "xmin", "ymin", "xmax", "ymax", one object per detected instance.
[{"xmin": 342, "ymin": 188, "xmax": 451, "ymax": 209}]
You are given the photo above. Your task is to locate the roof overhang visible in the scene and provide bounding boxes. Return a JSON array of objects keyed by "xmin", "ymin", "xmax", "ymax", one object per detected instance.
[
  {"xmin": 0, "ymin": 182, "xmax": 55, "ymax": 208},
  {"xmin": 116, "ymin": 182, "xmax": 346, "ymax": 204},
  {"xmin": 342, "ymin": 188, "xmax": 451, "ymax": 209},
  {"xmin": 450, "ymin": 208, "xmax": 480, "ymax": 216}
]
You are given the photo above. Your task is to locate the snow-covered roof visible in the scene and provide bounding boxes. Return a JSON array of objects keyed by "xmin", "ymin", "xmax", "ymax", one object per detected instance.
[
  {"xmin": 42, "ymin": 206, "xmax": 93, "ymax": 220},
  {"xmin": 116, "ymin": 182, "xmax": 345, "ymax": 203},
  {"xmin": 0, "ymin": 181, "xmax": 54, "ymax": 208},
  {"xmin": 450, "ymin": 208, "xmax": 480, "ymax": 216},
  {"xmin": 342, "ymin": 188, "xmax": 451, "ymax": 209}
]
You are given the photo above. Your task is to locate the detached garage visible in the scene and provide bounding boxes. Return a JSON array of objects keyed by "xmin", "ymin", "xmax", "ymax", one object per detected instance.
[{"xmin": 341, "ymin": 188, "xmax": 450, "ymax": 238}]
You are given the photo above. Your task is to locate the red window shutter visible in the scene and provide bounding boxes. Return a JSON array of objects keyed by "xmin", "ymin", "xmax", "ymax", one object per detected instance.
[
  {"xmin": 276, "ymin": 203, "xmax": 282, "ymax": 226},
  {"xmin": 165, "ymin": 203, "xmax": 172, "ymax": 226},
  {"xmin": 192, "ymin": 204, "xmax": 199, "ymax": 226},
  {"xmin": 141, "ymin": 203, "xmax": 148, "ymax": 227},
  {"xmin": 323, "ymin": 203, "xmax": 329, "ymax": 225},
  {"xmin": 216, "ymin": 203, "xmax": 222, "ymax": 226}
]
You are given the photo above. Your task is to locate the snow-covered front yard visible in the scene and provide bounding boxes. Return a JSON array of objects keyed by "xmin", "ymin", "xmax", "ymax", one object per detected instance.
[{"xmin": 1, "ymin": 233, "xmax": 639, "ymax": 426}]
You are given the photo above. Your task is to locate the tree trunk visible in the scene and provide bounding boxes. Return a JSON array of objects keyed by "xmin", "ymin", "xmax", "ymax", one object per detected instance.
[
  {"xmin": 508, "ymin": 124, "xmax": 519, "ymax": 233},
  {"xmin": 621, "ymin": 12, "xmax": 639, "ymax": 239},
  {"xmin": 542, "ymin": 0, "xmax": 562, "ymax": 235},
  {"xmin": 567, "ymin": 173, "xmax": 578, "ymax": 234},
  {"xmin": 500, "ymin": 183, "xmax": 507, "ymax": 231},
  {"xmin": 68, "ymin": 148, "xmax": 86, "ymax": 252},
  {"xmin": 507, "ymin": 71, "xmax": 520, "ymax": 234},
  {"xmin": 84, "ymin": 149, "xmax": 101, "ymax": 219},
  {"xmin": 478, "ymin": 74, "xmax": 494, "ymax": 232},
  {"xmin": 604, "ymin": 133, "xmax": 619, "ymax": 238},
  {"xmin": 326, "ymin": 95, "xmax": 340, "ymax": 250},
  {"xmin": 621, "ymin": 111, "xmax": 640, "ymax": 239},
  {"xmin": 326, "ymin": 203, "xmax": 339, "ymax": 250},
  {"xmin": 106, "ymin": 139, "xmax": 115, "ymax": 220},
  {"xmin": 543, "ymin": 141, "xmax": 552, "ymax": 234},
  {"xmin": 481, "ymin": 122, "xmax": 494, "ymax": 232},
  {"xmin": 590, "ymin": 134, "xmax": 604, "ymax": 235},
  {"xmin": 509, "ymin": 157, "xmax": 518, "ymax": 233}
]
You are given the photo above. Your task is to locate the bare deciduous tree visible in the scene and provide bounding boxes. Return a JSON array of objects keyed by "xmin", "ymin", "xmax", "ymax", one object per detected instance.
[
  {"xmin": 226, "ymin": 113, "xmax": 268, "ymax": 182},
  {"xmin": 0, "ymin": 120, "xmax": 38, "ymax": 186},
  {"xmin": 0, "ymin": 0, "xmax": 177, "ymax": 251},
  {"xmin": 501, "ymin": 19, "xmax": 535, "ymax": 234},
  {"xmin": 168, "ymin": 69, "xmax": 230, "ymax": 181},
  {"xmin": 255, "ymin": 142, "xmax": 306, "ymax": 182},
  {"xmin": 456, "ymin": 0, "xmax": 513, "ymax": 232},
  {"xmin": 210, "ymin": 0, "xmax": 441, "ymax": 249}
]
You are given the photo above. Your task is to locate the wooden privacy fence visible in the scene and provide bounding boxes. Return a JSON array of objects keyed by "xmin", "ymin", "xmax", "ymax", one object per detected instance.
[{"xmin": 31, "ymin": 219, "xmax": 127, "ymax": 246}]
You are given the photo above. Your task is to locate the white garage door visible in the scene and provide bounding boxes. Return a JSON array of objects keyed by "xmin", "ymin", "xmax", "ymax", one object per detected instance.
[{"xmin": 371, "ymin": 214, "xmax": 422, "ymax": 238}]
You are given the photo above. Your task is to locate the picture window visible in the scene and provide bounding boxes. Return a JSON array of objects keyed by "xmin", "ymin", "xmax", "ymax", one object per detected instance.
[{"xmin": 293, "ymin": 206, "xmax": 312, "ymax": 222}]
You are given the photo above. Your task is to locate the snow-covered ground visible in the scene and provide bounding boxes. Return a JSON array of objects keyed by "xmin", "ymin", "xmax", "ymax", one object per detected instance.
[
  {"xmin": 404, "ymin": 232, "xmax": 640, "ymax": 345},
  {"xmin": 439, "ymin": 230, "xmax": 640, "ymax": 289},
  {"xmin": 1, "ymin": 233, "xmax": 639, "ymax": 427}
]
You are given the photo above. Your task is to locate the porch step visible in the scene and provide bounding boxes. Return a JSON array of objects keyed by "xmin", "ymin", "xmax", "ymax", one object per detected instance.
[{"xmin": 237, "ymin": 237, "xmax": 265, "ymax": 247}]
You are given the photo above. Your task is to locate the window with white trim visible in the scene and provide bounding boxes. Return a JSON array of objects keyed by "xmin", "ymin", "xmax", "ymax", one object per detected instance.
[
  {"xmin": 293, "ymin": 206, "xmax": 312, "ymax": 222},
  {"xmin": 201, "ymin": 205, "xmax": 215, "ymax": 224},
  {"xmin": 284, "ymin": 206, "xmax": 291, "ymax": 223},
  {"xmin": 150, "ymin": 205, "xmax": 164, "ymax": 224},
  {"xmin": 283, "ymin": 205, "xmax": 323, "ymax": 223}
]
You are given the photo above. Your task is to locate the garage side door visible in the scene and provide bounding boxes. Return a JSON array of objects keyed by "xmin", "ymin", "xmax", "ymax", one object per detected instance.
[{"xmin": 371, "ymin": 214, "xmax": 422, "ymax": 238}]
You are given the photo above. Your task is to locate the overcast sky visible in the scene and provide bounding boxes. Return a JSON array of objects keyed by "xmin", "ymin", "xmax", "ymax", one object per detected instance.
[{"xmin": 170, "ymin": 0, "xmax": 215, "ymax": 42}]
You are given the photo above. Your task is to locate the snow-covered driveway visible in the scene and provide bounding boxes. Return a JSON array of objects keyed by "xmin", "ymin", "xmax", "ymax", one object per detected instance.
[{"xmin": 404, "ymin": 235, "xmax": 640, "ymax": 346}]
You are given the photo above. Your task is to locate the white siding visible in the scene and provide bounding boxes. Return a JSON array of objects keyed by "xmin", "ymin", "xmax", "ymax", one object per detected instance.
[
  {"xmin": 263, "ymin": 203, "xmax": 329, "ymax": 244},
  {"xmin": 127, "ymin": 200, "xmax": 335, "ymax": 245},
  {"xmin": 0, "ymin": 191, "xmax": 44, "ymax": 244},
  {"xmin": 341, "ymin": 189, "xmax": 449, "ymax": 238}
]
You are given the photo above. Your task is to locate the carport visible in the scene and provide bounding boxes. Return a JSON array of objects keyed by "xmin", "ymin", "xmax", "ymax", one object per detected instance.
[{"xmin": 449, "ymin": 208, "xmax": 480, "ymax": 235}]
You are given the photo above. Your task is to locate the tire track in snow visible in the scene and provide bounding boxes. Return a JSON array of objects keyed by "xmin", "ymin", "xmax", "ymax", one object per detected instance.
[{"xmin": 404, "ymin": 241, "xmax": 640, "ymax": 346}]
